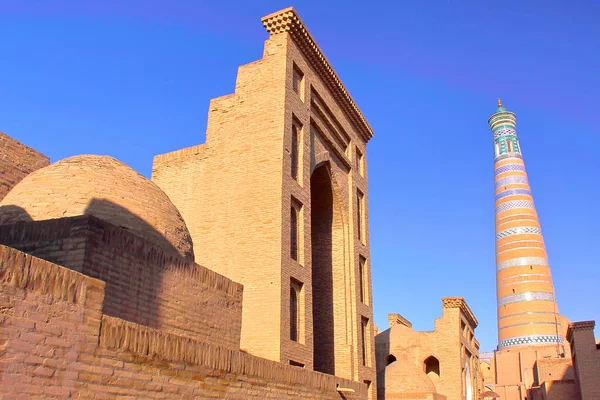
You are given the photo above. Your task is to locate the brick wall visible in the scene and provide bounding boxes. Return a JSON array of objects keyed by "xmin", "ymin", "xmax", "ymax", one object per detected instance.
[
  {"xmin": 0, "ymin": 245, "xmax": 368, "ymax": 399},
  {"xmin": 375, "ymin": 299, "xmax": 482, "ymax": 400},
  {"xmin": 152, "ymin": 10, "xmax": 377, "ymax": 392},
  {"xmin": 0, "ymin": 216, "xmax": 243, "ymax": 349},
  {"xmin": 0, "ymin": 131, "xmax": 49, "ymax": 201},
  {"xmin": 568, "ymin": 321, "xmax": 600, "ymax": 400}
]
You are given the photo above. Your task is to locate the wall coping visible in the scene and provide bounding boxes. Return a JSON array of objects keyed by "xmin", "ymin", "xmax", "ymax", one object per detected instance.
[
  {"xmin": 99, "ymin": 315, "xmax": 367, "ymax": 395},
  {"xmin": 0, "ymin": 244, "xmax": 105, "ymax": 308}
]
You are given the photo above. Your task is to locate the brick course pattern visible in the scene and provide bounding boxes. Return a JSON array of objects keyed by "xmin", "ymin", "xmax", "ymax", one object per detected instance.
[
  {"xmin": 151, "ymin": 6, "xmax": 376, "ymax": 393},
  {"xmin": 0, "ymin": 216, "xmax": 243, "ymax": 349},
  {"xmin": 0, "ymin": 131, "xmax": 49, "ymax": 202},
  {"xmin": 0, "ymin": 245, "xmax": 368, "ymax": 399}
]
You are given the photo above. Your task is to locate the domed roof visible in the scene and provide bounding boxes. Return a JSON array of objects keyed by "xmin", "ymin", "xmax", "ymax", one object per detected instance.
[
  {"xmin": 381, "ymin": 355, "xmax": 437, "ymax": 394},
  {"xmin": 0, "ymin": 155, "xmax": 194, "ymax": 259}
]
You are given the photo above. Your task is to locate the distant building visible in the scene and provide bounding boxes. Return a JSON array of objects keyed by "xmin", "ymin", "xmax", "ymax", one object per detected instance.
[{"xmin": 375, "ymin": 298, "xmax": 484, "ymax": 399}]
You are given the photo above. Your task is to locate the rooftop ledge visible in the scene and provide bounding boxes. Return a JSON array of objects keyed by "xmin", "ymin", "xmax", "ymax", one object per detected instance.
[{"xmin": 262, "ymin": 7, "xmax": 374, "ymax": 143}]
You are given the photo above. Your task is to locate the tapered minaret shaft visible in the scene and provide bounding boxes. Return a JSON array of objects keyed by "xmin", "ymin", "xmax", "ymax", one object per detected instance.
[{"xmin": 489, "ymin": 100, "xmax": 563, "ymax": 350}]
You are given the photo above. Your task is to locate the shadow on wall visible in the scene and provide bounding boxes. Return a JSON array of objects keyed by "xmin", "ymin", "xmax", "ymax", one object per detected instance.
[
  {"xmin": 83, "ymin": 198, "xmax": 192, "ymax": 330},
  {"xmin": 0, "ymin": 205, "xmax": 33, "ymax": 223},
  {"xmin": 0, "ymin": 198, "xmax": 192, "ymax": 332}
]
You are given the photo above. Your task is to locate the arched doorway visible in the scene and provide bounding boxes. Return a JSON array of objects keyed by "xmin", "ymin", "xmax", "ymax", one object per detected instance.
[{"xmin": 311, "ymin": 163, "xmax": 345, "ymax": 375}]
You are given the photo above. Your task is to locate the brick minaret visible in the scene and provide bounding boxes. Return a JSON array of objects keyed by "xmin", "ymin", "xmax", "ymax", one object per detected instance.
[{"xmin": 489, "ymin": 99, "xmax": 564, "ymax": 351}]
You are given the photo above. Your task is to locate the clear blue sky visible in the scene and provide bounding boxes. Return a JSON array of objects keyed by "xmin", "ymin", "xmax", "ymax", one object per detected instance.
[{"xmin": 2, "ymin": 0, "xmax": 599, "ymax": 352}]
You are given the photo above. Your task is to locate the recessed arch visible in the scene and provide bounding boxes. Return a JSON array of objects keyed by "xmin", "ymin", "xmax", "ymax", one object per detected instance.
[
  {"xmin": 424, "ymin": 355, "xmax": 440, "ymax": 378},
  {"xmin": 385, "ymin": 354, "xmax": 397, "ymax": 366},
  {"xmin": 311, "ymin": 161, "xmax": 348, "ymax": 376}
]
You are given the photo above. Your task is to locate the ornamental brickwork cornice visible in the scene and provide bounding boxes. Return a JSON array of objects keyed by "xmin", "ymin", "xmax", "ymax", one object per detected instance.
[
  {"xmin": 567, "ymin": 320, "xmax": 596, "ymax": 343},
  {"xmin": 569, "ymin": 321, "xmax": 596, "ymax": 332},
  {"xmin": 261, "ymin": 7, "xmax": 374, "ymax": 143},
  {"xmin": 442, "ymin": 297, "xmax": 478, "ymax": 328}
]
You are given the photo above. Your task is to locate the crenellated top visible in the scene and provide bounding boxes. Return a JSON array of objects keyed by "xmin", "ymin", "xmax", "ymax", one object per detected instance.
[
  {"xmin": 443, "ymin": 296, "xmax": 478, "ymax": 328},
  {"xmin": 261, "ymin": 7, "xmax": 374, "ymax": 143}
]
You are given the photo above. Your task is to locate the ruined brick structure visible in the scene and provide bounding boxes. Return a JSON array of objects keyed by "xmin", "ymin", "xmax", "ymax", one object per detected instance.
[
  {"xmin": 0, "ymin": 7, "xmax": 374, "ymax": 399},
  {"xmin": 152, "ymin": 7, "xmax": 375, "ymax": 388},
  {"xmin": 0, "ymin": 131, "xmax": 49, "ymax": 201},
  {"xmin": 374, "ymin": 298, "xmax": 484, "ymax": 400}
]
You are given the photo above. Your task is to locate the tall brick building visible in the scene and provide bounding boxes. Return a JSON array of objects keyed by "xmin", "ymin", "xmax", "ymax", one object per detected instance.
[
  {"xmin": 0, "ymin": 7, "xmax": 375, "ymax": 399},
  {"xmin": 152, "ymin": 7, "xmax": 375, "ymax": 384}
]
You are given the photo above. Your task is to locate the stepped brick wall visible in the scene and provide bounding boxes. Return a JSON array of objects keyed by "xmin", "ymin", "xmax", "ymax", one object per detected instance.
[
  {"xmin": 0, "ymin": 245, "xmax": 367, "ymax": 399},
  {"xmin": 0, "ymin": 216, "xmax": 243, "ymax": 349},
  {"xmin": 0, "ymin": 132, "xmax": 49, "ymax": 201}
]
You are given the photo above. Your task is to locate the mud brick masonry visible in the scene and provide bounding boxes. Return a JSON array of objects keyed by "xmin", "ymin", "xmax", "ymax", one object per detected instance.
[
  {"xmin": 0, "ymin": 7, "xmax": 374, "ymax": 400},
  {"xmin": 2, "ymin": 7, "xmax": 599, "ymax": 400}
]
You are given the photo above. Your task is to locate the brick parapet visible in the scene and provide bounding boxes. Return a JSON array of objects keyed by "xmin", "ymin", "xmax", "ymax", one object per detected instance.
[
  {"xmin": 0, "ymin": 243, "xmax": 105, "ymax": 310},
  {"xmin": 99, "ymin": 315, "xmax": 367, "ymax": 396}
]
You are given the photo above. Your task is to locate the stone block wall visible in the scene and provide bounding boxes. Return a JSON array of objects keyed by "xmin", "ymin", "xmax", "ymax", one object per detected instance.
[
  {"xmin": 0, "ymin": 245, "xmax": 368, "ymax": 399},
  {"xmin": 0, "ymin": 216, "xmax": 243, "ymax": 349},
  {"xmin": 0, "ymin": 131, "xmax": 49, "ymax": 201}
]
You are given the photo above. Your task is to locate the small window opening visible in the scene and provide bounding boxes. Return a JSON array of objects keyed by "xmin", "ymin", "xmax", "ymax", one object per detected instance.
[
  {"xmin": 290, "ymin": 279, "xmax": 304, "ymax": 343},
  {"xmin": 359, "ymin": 256, "xmax": 368, "ymax": 304},
  {"xmin": 356, "ymin": 147, "xmax": 365, "ymax": 177},
  {"xmin": 506, "ymin": 139, "xmax": 514, "ymax": 153},
  {"xmin": 385, "ymin": 354, "xmax": 397, "ymax": 366},
  {"xmin": 361, "ymin": 317, "xmax": 371, "ymax": 367},
  {"xmin": 292, "ymin": 63, "xmax": 304, "ymax": 100},
  {"xmin": 357, "ymin": 190, "xmax": 365, "ymax": 243},
  {"xmin": 289, "ymin": 360, "xmax": 304, "ymax": 368},
  {"xmin": 424, "ymin": 356, "xmax": 440, "ymax": 378}
]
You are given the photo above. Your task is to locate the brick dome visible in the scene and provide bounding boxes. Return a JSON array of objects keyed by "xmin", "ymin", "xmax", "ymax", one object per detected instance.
[
  {"xmin": 382, "ymin": 355, "xmax": 437, "ymax": 395},
  {"xmin": 0, "ymin": 155, "xmax": 194, "ymax": 259}
]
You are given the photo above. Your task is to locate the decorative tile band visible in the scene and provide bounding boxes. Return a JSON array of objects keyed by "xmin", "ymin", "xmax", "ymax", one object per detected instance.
[
  {"xmin": 499, "ymin": 321, "xmax": 559, "ymax": 330},
  {"xmin": 496, "ymin": 244, "xmax": 546, "ymax": 257},
  {"xmin": 497, "ymin": 274, "xmax": 552, "ymax": 287},
  {"xmin": 494, "ymin": 163, "xmax": 526, "ymax": 176},
  {"xmin": 496, "ymin": 200, "xmax": 535, "ymax": 214},
  {"xmin": 495, "ymin": 175, "xmax": 529, "ymax": 189},
  {"xmin": 498, "ymin": 311, "xmax": 557, "ymax": 320},
  {"xmin": 497, "ymin": 257, "xmax": 548, "ymax": 271},
  {"xmin": 493, "ymin": 127, "xmax": 517, "ymax": 139},
  {"xmin": 494, "ymin": 153, "xmax": 523, "ymax": 163},
  {"xmin": 496, "ymin": 226, "xmax": 542, "ymax": 240},
  {"xmin": 498, "ymin": 334, "xmax": 563, "ymax": 350},
  {"xmin": 497, "ymin": 240, "xmax": 545, "ymax": 250},
  {"xmin": 498, "ymin": 291, "xmax": 554, "ymax": 307},
  {"xmin": 498, "ymin": 279, "xmax": 552, "ymax": 289},
  {"xmin": 495, "ymin": 189, "xmax": 532, "ymax": 201}
]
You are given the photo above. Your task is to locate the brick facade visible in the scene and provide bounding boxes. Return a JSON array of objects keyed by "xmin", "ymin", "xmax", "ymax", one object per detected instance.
[
  {"xmin": 0, "ymin": 245, "xmax": 368, "ymax": 399},
  {"xmin": 151, "ymin": 7, "xmax": 376, "ymax": 392},
  {"xmin": 0, "ymin": 131, "xmax": 49, "ymax": 202},
  {"xmin": 375, "ymin": 298, "xmax": 483, "ymax": 400},
  {"xmin": 0, "ymin": 216, "xmax": 242, "ymax": 349}
]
